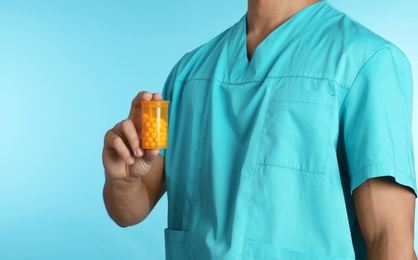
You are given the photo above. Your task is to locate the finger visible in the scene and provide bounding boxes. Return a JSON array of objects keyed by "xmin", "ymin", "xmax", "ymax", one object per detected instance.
[
  {"xmin": 151, "ymin": 93, "xmax": 163, "ymax": 101},
  {"xmin": 114, "ymin": 120, "xmax": 143, "ymax": 157},
  {"xmin": 128, "ymin": 91, "xmax": 153, "ymax": 131},
  {"xmin": 128, "ymin": 91, "xmax": 152, "ymax": 118},
  {"xmin": 132, "ymin": 91, "xmax": 153, "ymax": 107},
  {"xmin": 104, "ymin": 130, "xmax": 135, "ymax": 165}
]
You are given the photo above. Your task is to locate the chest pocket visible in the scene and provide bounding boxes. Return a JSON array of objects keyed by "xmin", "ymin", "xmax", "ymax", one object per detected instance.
[{"xmin": 257, "ymin": 77, "xmax": 336, "ymax": 175}]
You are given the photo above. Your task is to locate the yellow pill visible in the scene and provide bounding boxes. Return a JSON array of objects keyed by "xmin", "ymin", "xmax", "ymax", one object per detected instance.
[
  {"xmin": 147, "ymin": 137, "xmax": 153, "ymax": 142},
  {"xmin": 150, "ymin": 117, "xmax": 155, "ymax": 123},
  {"xmin": 144, "ymin": 141, "xmax": 150, "ymax": 147},
  {"xmin": 144, "ymin": 132, "xmax": 150, "ymax": 137},
  {"xmin": 145, "ymin": 122, "xmax": 151, "ymax": 128},
  {"xmin": 152, "ymin": 122, "xmax": 157, "ymax": 128},
  {"xmin": 151, "ymin": 132, "xmax": 157, "ymax": 138},
  {"xmin": 151, "ymin": 142, "xmax": 156, "ymax": 147}
]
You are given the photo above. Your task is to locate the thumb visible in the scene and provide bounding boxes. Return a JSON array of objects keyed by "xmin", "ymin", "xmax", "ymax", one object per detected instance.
[{"xmin": 130, "ymin": 149, "xmax": 160, "ymax": 176}]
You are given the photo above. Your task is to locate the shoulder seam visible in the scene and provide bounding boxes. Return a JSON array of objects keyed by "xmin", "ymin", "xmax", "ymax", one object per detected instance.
[{"xmin": 339, "ymin": 44, "xmax": 394, "ymax": 116}]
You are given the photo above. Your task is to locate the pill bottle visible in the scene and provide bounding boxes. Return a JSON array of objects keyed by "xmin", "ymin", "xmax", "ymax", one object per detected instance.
[{"xmin": 140, "ymin": 101, "xmax": 169, "ymax": 149}]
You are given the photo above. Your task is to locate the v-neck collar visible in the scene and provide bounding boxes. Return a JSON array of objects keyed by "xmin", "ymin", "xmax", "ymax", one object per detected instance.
[{"xmin": 227, "ymin": 1, "xmax": 327, "ymax": 82}]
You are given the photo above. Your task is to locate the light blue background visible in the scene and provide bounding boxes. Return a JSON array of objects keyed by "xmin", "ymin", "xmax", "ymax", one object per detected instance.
[{"xmin": 0, "ymin": 0, "xmax": 417, "ymax": 259}]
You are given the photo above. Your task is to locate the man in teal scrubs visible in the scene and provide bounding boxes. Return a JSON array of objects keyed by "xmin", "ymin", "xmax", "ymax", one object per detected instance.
[{"xmin": 102, "ymin": 0, "xmax": 417, "ymax": 259}]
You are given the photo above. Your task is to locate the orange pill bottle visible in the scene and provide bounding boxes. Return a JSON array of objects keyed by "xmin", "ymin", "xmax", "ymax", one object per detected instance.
[{"xmin": 140, "ymin": 101, "xmax": 169, "ymax": 149}]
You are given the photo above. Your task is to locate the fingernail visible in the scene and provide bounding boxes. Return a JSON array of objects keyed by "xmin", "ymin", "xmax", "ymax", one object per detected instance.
[
  {"xmin": 135, "ymin": 147, "xmax": 143, "ymax": 157},
  {"xmin": 127, "ymin": 157, "xmax": 135, "ymax": 165}
]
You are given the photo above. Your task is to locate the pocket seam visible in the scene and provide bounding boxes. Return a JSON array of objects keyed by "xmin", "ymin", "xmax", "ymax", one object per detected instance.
[
  {"xmin": 257, "ymin": 93, "xmax": 334, "ymax": 175},
  {"xmin": 257, "ymin": 163, "xmax": 326, "ymax": 175},
  {"xmin": 270, "ymin": 98, "xmax": 333, "ymax": 107}
]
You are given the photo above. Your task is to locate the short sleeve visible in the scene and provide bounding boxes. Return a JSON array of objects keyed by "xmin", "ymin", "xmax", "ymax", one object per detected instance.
[{"xmin": 340, "ymin": 45, "xmax": 417, "ymax": 194}]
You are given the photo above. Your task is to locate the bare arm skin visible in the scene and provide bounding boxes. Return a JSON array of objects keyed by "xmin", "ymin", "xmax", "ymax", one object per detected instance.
[
  {"xmin": 102, "ymin": 92, "xmax": 166, "ymax": 227},
  {"xmin": 354, "ymin": 177, "xmax": 417, "ymax": 260}
]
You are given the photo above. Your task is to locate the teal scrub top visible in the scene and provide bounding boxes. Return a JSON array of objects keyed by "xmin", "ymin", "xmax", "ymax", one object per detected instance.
[{"xmin": 160, "ymin": 1, "xmax": 417, "ymax": 259}]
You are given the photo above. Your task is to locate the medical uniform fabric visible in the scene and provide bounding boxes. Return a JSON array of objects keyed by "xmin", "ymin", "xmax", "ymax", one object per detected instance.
[{"xmin": 160, "ymin": 1, "xmax": 416, "ymax": 259}]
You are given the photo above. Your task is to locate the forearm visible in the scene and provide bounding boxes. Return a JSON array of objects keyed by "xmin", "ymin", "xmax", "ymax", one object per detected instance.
[
  {"xmin": 103, "ymin": 177, "xmax": 150, "ymax": 227},
  {"xmin": 367, "ymin": 236, "xmax": 417, "ymax": 260},
  {"xmin": 354, "ymin": 177, "xmax": 417, "ymax": 260}
]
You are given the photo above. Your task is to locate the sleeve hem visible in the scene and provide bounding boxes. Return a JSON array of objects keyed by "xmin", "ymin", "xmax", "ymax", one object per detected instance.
[{"xmin": 350, "ymin": 163, "xmax": 417, "ymax": 196}]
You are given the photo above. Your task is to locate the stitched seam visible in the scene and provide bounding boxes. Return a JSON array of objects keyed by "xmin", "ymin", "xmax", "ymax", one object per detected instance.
[
  {"xmin": 322, "ymin": 95, "xmax": 336, "ymax": 174},
  {"xmin": 182, "ymin": 75, "xmax": 347, "ymax": 89},
  {"xmin": 189, "ymin": 86, "xmax": 209, "ymax": 207},
  {"xmin": 351, "ymin": 162, "xmax": 410, "ymax": 179},
  {"xmin": 270, "ymin": 99, "xmax": 334, "ymax": 107},
  {"xmin": 338, "ymin": 44, "xmax": 392, "ymax": 119},
  {"xmin": 240, "ymin": 86, "xmax": 273, "ymax": 259},
  {"xmin": 256, "ymin": 87, "xmax": 274, "ymax": 173},
  {"xmin": 257, "ymin": 163, "xmax": 325, "ymax": 175}
]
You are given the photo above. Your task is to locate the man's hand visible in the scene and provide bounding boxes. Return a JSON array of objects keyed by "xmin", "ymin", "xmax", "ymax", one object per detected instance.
[
  {"xmin": 102, "ymin": 91, "xmax": 166, "ymax": 227},
  {"xmin": 103, "ymin": 91, "xmax": 162, "ymax": 180}
]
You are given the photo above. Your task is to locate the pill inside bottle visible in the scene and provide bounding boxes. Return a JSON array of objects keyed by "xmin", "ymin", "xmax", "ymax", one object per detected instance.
[{"xmin": 140, "ymin": 101, "xmax": 169, "ymax": 149}]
